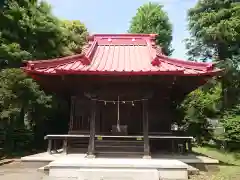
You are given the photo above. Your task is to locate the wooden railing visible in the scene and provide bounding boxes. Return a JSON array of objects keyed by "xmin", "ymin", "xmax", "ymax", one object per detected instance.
[{"xmin": 44, "ymin": 134, "xmax": 193, "ymax": 155}]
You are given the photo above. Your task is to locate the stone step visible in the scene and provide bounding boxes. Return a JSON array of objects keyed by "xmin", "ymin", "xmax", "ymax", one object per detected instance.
[
  {"xmin": 48, "ymin": 158, "xmax": 189, "ymax": 180},
  {"xmin": 187, "ymin": 164, "xmax": 200, "ymax": 175}
]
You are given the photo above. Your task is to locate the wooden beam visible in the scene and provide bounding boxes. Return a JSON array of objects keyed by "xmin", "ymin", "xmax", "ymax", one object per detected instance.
[
  {"xmin": 87, "ymin": 100, "xmax": 96, "ymax": 158},
  {"xmin": 142, "ymin": 100, "xmax": 151, "ymax": 158}
]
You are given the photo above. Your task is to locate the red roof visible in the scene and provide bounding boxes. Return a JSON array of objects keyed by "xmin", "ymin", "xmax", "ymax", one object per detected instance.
[{"xmin": 23, "ymin": 34, "xmax": 220, "ymax": 76}]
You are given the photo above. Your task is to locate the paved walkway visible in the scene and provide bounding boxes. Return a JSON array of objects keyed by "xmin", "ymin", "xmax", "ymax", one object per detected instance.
[{"xmin": 0, "ymin": 161, "xmax": 47, "ymax": 180}]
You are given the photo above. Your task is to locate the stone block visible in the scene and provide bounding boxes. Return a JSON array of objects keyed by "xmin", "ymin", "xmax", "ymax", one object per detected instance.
[{"xmin": 78, "ymin": 168, "xmax": 159, "ymax": 180}]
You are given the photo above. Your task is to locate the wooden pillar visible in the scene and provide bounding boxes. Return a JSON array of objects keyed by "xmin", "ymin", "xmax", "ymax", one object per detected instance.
[
  {"xmin": 187, "ymin": 139, "xmax": 192, "ymax": 153},
  {"xmin": 142, "ymin": 100, "xmax": 151, "ymax": 158},
  {"xmin": 69, "ymin": 96, "xmax": 76, "ymax": 131},
  {"xmin": 87, "ymin": 100, "xmax": 96, "ymax": 158},
  {"xmin": 47, "ymin": 139, "xmax": 52, "ymax": 154},
  {"xmin": 63, "ymin": 138, "xmax": 68, "ymax": 154}
]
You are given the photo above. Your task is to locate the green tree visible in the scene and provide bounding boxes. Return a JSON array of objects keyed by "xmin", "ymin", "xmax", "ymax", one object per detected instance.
[
  {"xmin": 180, "ymin": 83, "xmax": 222, "ymax": 143},
  {"xmin": 0, "ymin": 0, "xmax": 88, "ymax": 68},
  {"xmin": 128, "ymin": 2, "xmax": 173, "ymax": 55},
  {"xmin": 0, "ymin": 68, "xmax": 53, "ymax": 151},
  {"xmin": 0, "ymin": 0, "xmax": 88, "ymax": 153},
  {"xmin": 183, "ymin": 0, "xmax": 240, "ymax": 146},
  {"xmin": 187, "ymin": 0, "xmax": 240, "ymax": 109},
  {"xmin": 61, "ymin": 20, "xmax": 88, "ymax": 55}
]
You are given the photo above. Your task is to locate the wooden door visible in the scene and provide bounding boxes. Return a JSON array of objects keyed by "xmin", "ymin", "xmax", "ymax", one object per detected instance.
[{"xmin": 70, "ymin": 97, "xmax": 91, "ymax": 133}]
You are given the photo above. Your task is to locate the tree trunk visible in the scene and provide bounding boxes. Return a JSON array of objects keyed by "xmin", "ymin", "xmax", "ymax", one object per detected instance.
[
  {"xmin": 217, "ymin": 43, "xmax": 228, "ymax": 111},
  {"xmin": 19, "ymin": 106, "xmax": 25, "ymax": 127}
]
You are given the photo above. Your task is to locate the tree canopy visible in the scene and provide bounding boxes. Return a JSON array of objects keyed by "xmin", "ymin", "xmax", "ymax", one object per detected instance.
[
  {"xmin": 0, "ymin": 0, "xmax": 88, "ymax": 153},
  {"xmin": 186, "ymin": 0, "xmax": 240, "ymax": 108},
  {"xmin": 187, "ymin": 0, "xmax": 240, "ymax": 61},
  {"xmin": 0, "ymin": 0, "xmax": 88, "ymax": 68},
  {"xmin": 128, "ymin": 2, "xmax": 173, "ymax": 55},
  {"xmin": 184, "ymin": 0, "xmax": 240, "ymax": 147}
]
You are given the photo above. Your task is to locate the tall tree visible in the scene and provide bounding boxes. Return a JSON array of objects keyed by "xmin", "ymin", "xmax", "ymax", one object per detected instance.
[
  {"xmin": 0, "ymin": 0, "xmax": 88, "ymax": 152},
  {"xmin": 128, "ymin": 2, "xmax": 173, "ymax": 55},
  {"xmin": 187, "ymin": 0, "xmax": 240, "ymax": 109},
  {"xmin": 61, "ymin": 20, "xmax": 88, "ymax": 55},
  {"xmin": 0, "ymin": 0, "xmax": 88, "ymax": 68}
]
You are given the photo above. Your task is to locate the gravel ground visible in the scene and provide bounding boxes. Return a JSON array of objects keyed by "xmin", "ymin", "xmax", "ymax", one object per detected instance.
[
  {"xmin": 190, "ymin": 165, "xmax": 240, "ymax": 180},
  {"xmin": 0, "ymin": 161, "xmax": 48, "ymax": 180}
]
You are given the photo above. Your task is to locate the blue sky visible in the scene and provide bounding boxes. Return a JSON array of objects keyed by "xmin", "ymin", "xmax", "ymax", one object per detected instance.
[{"xmin": 46, "ymin": 0, "xmax": 198, "ymax": 59}]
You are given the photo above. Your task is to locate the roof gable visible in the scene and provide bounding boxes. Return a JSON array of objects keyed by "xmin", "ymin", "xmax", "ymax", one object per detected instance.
[{"xmin": 23, "ymin": 34, "xmax": 220, "ymax": 76}]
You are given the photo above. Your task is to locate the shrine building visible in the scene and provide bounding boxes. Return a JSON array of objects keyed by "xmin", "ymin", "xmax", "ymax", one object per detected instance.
[{"xmin": 23, "ymin": 34, "xmax": 221, "ymax": 158}]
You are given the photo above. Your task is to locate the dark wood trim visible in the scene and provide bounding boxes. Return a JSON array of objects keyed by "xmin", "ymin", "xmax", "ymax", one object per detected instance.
[
  {"xmin": 142, "ymin": 100, "xmax": 150, "ymax": 158},
  {"xmin": 87, "ymin": 100, "xmax": 96, "ymax": 157}
]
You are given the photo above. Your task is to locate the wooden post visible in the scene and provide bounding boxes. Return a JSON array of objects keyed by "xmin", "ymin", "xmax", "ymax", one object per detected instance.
[
  {"xmin": 171, "ymin": 139, "xmax": 175, "ymax": 154},
  {"xmin": 187, "ymin": 139, "xmax": 192, "ymax": 153},
  {"xmin": 183, "ymin": 140, "xmax": 187, "ymax": 154},
  {"xmin": 47, "ymin": 139, "xmax": 52, "ymax": 154},
  {"xmin": 69, "ymin": 96, "xmax": 76, "ymax": 131},
  {"xmin": 63, "ymin": 138, "xmax": 68, "ymax": 154},
  {"xmin": 87, "ymin": 100, "xmax": 96, "ymax": 158},
  {"xmin": 142, "ymin": 100, "xmax": 151, "ymax": 158}
]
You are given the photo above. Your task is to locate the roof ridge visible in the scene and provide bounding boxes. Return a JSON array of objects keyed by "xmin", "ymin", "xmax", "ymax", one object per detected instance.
[
  {"xmin": 157, "ymin": 54, "xmax": 214, "ymax": 71},
  {"xmin": 92, "ymin": 33, "xmax": 157, "ymax": 38}
]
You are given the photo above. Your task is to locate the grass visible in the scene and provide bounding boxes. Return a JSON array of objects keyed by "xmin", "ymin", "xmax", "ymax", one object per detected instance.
[{"xmin": 191, "ymin": 146, "xmax": 240, "ymax": 180}]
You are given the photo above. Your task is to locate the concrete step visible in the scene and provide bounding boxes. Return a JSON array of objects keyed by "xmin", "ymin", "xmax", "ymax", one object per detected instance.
[
  {"xmin": 38, "ymin": 165, "xmax": 50, "ymax": 175},
  {"xmin": 187, "ymin": 164, "xmax": 199, "ymax": 175},
  {"xmin": 47, "ymin": 158, "xmax": 189, "ymax": 180}
]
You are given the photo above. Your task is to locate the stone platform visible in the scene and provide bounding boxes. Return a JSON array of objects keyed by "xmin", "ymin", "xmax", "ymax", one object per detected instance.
[
  {"xmin": 21, "ymin": 152, "xmax": 219, "ymax": 180},
  {"xmin": 21, "ymin": 151, "xmax": 219, "ymax": 164},
  {"xmin": 48, "ymin": 157, "xmax": 188, "ymax": 180}
]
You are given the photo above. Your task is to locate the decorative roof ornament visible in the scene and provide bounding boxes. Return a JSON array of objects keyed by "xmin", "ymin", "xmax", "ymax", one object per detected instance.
[{"xmin": 151, "ymin": 58, "xmax": 161, "ymax": 66}]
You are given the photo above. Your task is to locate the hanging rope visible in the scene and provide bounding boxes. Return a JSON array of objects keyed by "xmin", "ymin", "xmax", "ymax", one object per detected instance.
[
  {"xmin": 84, "ymin": 95, "xmax": 148, "ymax": 104},
  {"xmin": 117, "ymin": 96, "xmax": 120, "ymax": 132},
  {"xmin": 84, "ymin": 93, "xmax": 149, "ymax": 133}
]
